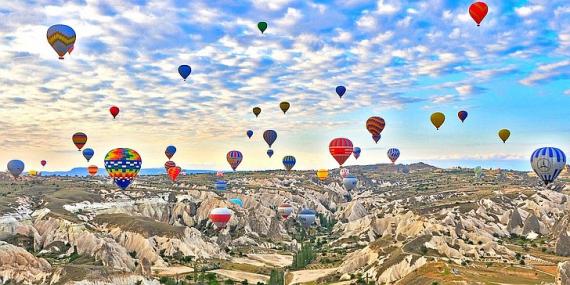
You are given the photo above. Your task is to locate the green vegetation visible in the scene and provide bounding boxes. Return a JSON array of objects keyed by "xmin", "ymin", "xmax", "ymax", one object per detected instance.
[
  {"xmin": 268, "ymin": 269, "xmax": 284, "ymax": 285},
  {"xmin": 291, "ymin": 243, "xmax": 315, "ymax": 270}
]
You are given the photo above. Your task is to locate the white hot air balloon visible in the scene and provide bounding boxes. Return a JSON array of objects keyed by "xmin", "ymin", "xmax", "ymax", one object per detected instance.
[{"xmin": 530, "ymin": 147, "xmax": 566, "ymax": 185}]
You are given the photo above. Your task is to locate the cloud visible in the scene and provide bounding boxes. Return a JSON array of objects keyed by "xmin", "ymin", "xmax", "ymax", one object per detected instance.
[
  {"xmin": 519, "ymin": 60, "xmax": 570, "ymax": 85},
  {"xmin": 455, "ymin": 84, "xmax": 486, "ymax": 96},
  {"xmin": 515, "ymin": 5, "xmax": 545, "ymax": 17},
  {"xmin": 430, "ymin": 94, "xmax": 457, "ymax": 104}
]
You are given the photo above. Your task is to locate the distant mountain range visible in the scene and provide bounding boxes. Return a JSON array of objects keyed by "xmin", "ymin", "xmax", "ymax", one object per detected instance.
[{"xmin": 39, "ymin": 167, "xmax": 215, "ymax": 177}]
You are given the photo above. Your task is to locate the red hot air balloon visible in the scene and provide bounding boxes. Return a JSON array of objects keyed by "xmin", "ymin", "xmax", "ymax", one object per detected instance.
[
  {"xmin": 72, "ymin": 132, "xmax": 87, "ymax": 151},
  {"xmin": 168, "ymin": 166, "xmax": 181, "ymax": 181},
  {"xmin": 41, "ymin": 160, "xmax": 47, "ymax": 167},
  {"xmin": 329, "ymin": 138, "xmax": 354, "ymax": 166},
  {"xmin": 164, "ymin": 161, "xmax": 176, "ymax": 172},
  {"xmin": 469, "ymin": 2, "xmax": 488, "ymax": 26},
  {"xmin": 366, "ymin": 117, "xmax": 385, "ymax": 143},
  {"xmin": 209, "ymin": 207, "xmax": 232, "ymax": 230},
  {"xmin": 110, "ymin": 106, "xmax": 120, "ymax": 119}
]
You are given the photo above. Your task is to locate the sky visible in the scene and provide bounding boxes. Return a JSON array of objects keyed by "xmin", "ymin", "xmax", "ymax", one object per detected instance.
[{"xmin": 0, "ymin": 0, "xmax": 569, "ymax": 172}]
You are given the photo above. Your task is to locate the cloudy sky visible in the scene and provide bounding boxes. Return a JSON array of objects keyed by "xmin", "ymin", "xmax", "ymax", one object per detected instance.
[{"xmin": 0, "ymin": 0, "xmax": 569, "ymax": 172}]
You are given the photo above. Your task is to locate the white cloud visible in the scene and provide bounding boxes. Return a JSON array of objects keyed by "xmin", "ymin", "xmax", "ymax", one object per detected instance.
[
  {"xmin": 564, "ymin": 89, "xmax": 570, "ymax": 96},
  {"xmin": 250, "ymin": 0, "xmax": 293, "ymax": 11},
  {"xmin": 515, "ymin": 5, "xmax": 545, "ymax": 17},
  {"xmin": 275, "ymin": 8, "xmax": 303, "ymax": 27},
  {"xmin": 356, "ymin": 11, "xmax": 377, "ymax": 30},
  {"xmin": 455, "ymin": 85, "xmax": 473, "ymax": 96},
  {"xmin": 376, "ymin": 0, "xmax": 400, "ymax": 15},
  {"xmin": 520, "ymin": 60, "xmax": 570, "ymax": 85},
  {"xmin": 431, "ymin": 94, "xmax": 456, "ymax": 104}
]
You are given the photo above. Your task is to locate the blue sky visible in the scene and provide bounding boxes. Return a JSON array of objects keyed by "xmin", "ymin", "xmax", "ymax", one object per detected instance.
[{"xmin": 0, "ymin": 0, "xmax": 569, "ymax": 171}]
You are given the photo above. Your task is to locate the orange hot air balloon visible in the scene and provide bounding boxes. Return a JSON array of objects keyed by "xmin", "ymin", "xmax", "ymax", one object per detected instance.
[
  {"xmin": 168, "ymin": 166, "xmax": 181, "ymax": 181},
  {"xmin": 498, "ymin": 129, "xmax": 510, "ymax": 143},
  {"xmin": 87, "ymin": 165, "xmax": 98, "ymax": 176},
  {"xmin": 366, "ymin": 117, "xmax": 385, "ymax": 142},
  {"xmin": 430, "ymin": 112, "xmax": 445, "ymax": 130},
  {"xmin": 316, "ymin": 169, "xmax": 329, "ymax": 181},
  {"xmin": 72, "ymin": 132, "xmax": 87, "ymax": 151}
]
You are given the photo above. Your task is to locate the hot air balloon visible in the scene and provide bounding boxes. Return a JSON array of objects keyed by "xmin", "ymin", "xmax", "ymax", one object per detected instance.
[
  {"xmin": 227, "ymin": 151, "xmax": 243, "ymax": 171},
  {"xmin": 168, "ymin": 166, "xmax": 181, "ymax": 181},
  {"xmin": 298, "ymin": 209, "xmax": 316, "ymax": 228},
  {"xmin": 253, "ymin": 107, "xmax": 261, "ymax": 117},
  {"xmin": 229, "ymin": 198, "xmax": 243, "ymax": 208},
  {"xmin": 263, "ymin": 130, "xmax": 277, "ymax": 147},
  {"xmin": 353, "ymin": 147, "xmax": 361, "ymax": 160},
  {"xmin": 336, "ymin": 86, "xmax": 346, "ymax": 98},
  {"xmin": 41, "ymin": 160, "xmax": 47, "ymax": 167},
  {"xmin": 7, "ymin": 160, "xmax": 24, "ymax": 178},
  {"xmin": 82, "ymin": 148, "xmax": 94, "ymax": 162},
  {"xmin": 530, "ymin": 147, "xmax": 566, "ymax": 185},
  {"xmin": 267, "ymin": 149, "xmax": 274, "ymax": 158},
  {"xmin": 104, "ymin": 148, "xmax": 142, "ymax": 190},
  {"xmin": 431, "ymin": 112, "xmax": 445, "ymax": 130},
  {"xmin": 88, "ymin": 165, "xmax": 98, "ymax": 176},
  {"xmin": 257, "ymin": 22, "xmax": 268, "ymax": 34},
  {"xmin": 387, "ymin": 148, "xmax": 400, "ymax": 164},
  {"xmin": 247, "ymin": 130, "xmax": 253, "ymax": 139},
  {"xmin": 343, "ymin": 175, "xmax": 358, "ymax": 191},
  {"xmin": 209, "ymin": 208, "xmax": 232, "ymax": 230},
  {"xmin": 372, "ymin": 134, "xmax": 381, "ymax": 144},
  {"xmin": 215, "ymin": 180, "xmax": 228, "ymax": 191},
  {"xmin": 164, "ymin": 161, "xmax": 176, "ymax": 172},
  {"xmin": 47, "ymin": 24, "xmax": 76, "ymax": 60},
  {"xmin": 165, "ymin": 145, "xmax": 176, "ymax": 160},
  {"xmin": 469, "ymin": 2, "xmax": 488, "ymax": 26},
  {"xmin": 316, "ymin": 169, "xmax": 329, "ymax": 181},
  {"xmin": 279, "ymin": 102, "xmax": 290, "ymax": 114},
  {"xmin": 458, "ymin": 110, "xmax": 468, "ymax": 123},
  {"xmin": 72, "ymin": 132, "xmax": 87, "ymax": 151},
  {"xmin": 216, "ymin": 171, "xmax": 224, "ymax": 177},
  {"xmin": 474, "ymin": 166, "xmax": 482, "ymax": 178},
  {"xmin": 28, "ymin": 170, "xmax": 38, "ymax": 177},
  {"xmin": 498, "ymin": 129, "xmax": 510, "ymax": 143},
  {"xmin": 329, "ymin": 138, "xmax": 354, "ymax": 166},
  {"xmin": 340, "ymin": 168, "xmax": 350, "ymax": 178},
  {"xmin": 283, "ymin": 156, "xmax": 296, "ymax": 172},
  {"xmin": 178, "ymin": 65, "xmax": 191, "ymax": 81},
  {"xmin": 110, "ymin": 106, "xmax": 119, "ymax": 119},
  {"xmin": 278, "ymin": 203, "xmax": 293, "ymax": 220},
  {"xmin": 366, "ymin": 117, "xmax": 385, "ymax": 143}
]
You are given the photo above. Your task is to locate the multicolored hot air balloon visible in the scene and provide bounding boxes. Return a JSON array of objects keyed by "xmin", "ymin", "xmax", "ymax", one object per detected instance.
[
  {"xmin": 253, "ymin": 107, "xmax": 261, "ymax": 117},
  {"xmin": 431, "ymin": 112, "xmax": 445, "ymax": 130},
  {"xmin": 458, "ymin": 110, "xmax": 468, "ymax": 123},
  {"xmin": 164, "ymin": 161, "xmax": 176, "ymax": 172},
  {"xmin": 168, "ymin": 166, "xmax": 181, "ymax": 181},
  {"xmin": 165, "ymin": 145, "xmax": 176, "ymax": 160},
  {"xmin": 353, "ymin": 147, "xmax": 361, "ymax": 160},
  {"xmin": 7, "ymin": 160, "xmax": 24, "ymax": 178},
  {"xmin": 229, "ymin": 198, "xmax": 243, "ymax": 208},
  {"xmin": 329, "ymin": 138, "xmax": 353, "ymax": 166},
  {"xmin": 110, "ymin": 106, "xmax": 119, "ymax": 119},
  {"xmin": 216, "ymin": 171, "xmax": 224, "ymax": 177},
  {"xmin": 178, "ymin": 65, "xmax": 191, "ymax": 81},
  {"xmin": 209, "ymin": 208, "xmax": 232, "ymax": 230},
  {"xmin": 263, "ymin": 130, "xmax": 277, "ymax": 148},
  {"xmin": 278, "ymin": 203, "xmax": 293, "ymax": 220},
  {"xmin": 336, "ymin": 86, "xmax": 346, "ymax": 98},
  {"xmin": 387, "ymin": 148, "xmax": 400, "ymax": 164},
  {"xmin": 340, "ymin": 168, "xmax": 350, "ymax": 178},
  {"xmin": 247, "ymin": 130, "xmax": 254, "ymax": 139},
  {"xmin": 47, "ymin": 24, "xmax": 76, "ymax": 60},
  {"xmin": 41, "ymin": 160, "xmax": 47, "ymax": 167},
  {"xmin": 82, "ymin": 148, "xmax": 94, "ymax": 162},
  {"xmin": 343, "ymin": 175, "xmax": 358, "ymax": 191},
  {"xmin": 298, "ymin": 209, "xmax": 316, "ymax": 228},
  {"xmin": 227, "ymin": 151, "xmax": 243, "ymax": 171},
  {"xmin": 280, "ymin": 102, "xmax": 290, "ymax": 114},
  {"xmin": 530, "ymin": 147, "xmax": 566, "ymax": 185},
  {"xmin": 283, "ymin": 156, "xmax": 296, "ymax": 172},
  {"xmin": 104, "ymin": 148, "xmax": 142, "ymax": 190},
  {"xmin": 87, "ymin": 165, "xmax": 98, "ymax": 176},
  {"xmin": 267, "ymin": 149, "xmax": 274, "ymax": 158},
  {"xmin": 366, "ymin": 117, "xmax": 385, "ymax": 143},
  {"xmin": 72, "ymin": 132, "xmax": 87, "ymax": 151},
  {"xmin": 316, "ymin": 169, "xmax": 329, "ymax": 181},
  {"xmin": 498, "ymin": 129, "xmax": 510, "ymax": 143},
  {"xmin": 469, "ymin": 2, "xmax": 488, "ymax": 26},
  {"xmin": 215, "ymin": 180, "xmax": 228, "ymax": 191},
  {"xmin": 372, "ymin": 134, "xmax": 381, "ymax": 144},
  {"xmin": 257, "ymin": 22, "xmax": 268, "ymax": 34}
]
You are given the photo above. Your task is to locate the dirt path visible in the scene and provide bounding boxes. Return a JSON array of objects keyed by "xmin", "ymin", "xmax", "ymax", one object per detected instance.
[
  {"xmin": 152, "ymin": 266, "xmax": 193, "ymax": 276},
  {"xmin": 288, "ymin": 268, "xmax": 337, "ymax": 284},
  {"xmin": 248, "ymin": 253, "xmax": 293, "ymax": 267},
  {"xmin": 210, "ymin": 269, "xmax": 269, "ymax": 284}
]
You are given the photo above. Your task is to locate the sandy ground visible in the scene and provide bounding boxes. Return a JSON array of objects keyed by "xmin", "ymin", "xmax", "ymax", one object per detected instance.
[
  {"xmin": 231, "ymin": 257, "xmax": 269, "ymax": 267},
  {"xmin": 248, "ymin": 253, "xmax": 294, "ymax": 267},
  {"xmin": 289, "ymin": 268, "xmax": 337, "ymax": 284},
  {"xmin": 210, "ymin": 269, "xmax": 269, "ymax": 284},
  {"xmin": 152, "ymin": 266, "xmax": 194, "ymax": 276}
]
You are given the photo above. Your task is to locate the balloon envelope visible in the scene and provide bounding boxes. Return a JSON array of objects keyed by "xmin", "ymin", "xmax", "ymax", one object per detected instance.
[
  {"xmin": 72, "ymin": 132, "xmax": 87, "ymax": 151},
  {"xmin": 87, "ymin": 165, "xmax": 98, "ymax": 176},
  {"xmin": 209, "ymin": 207, "xmax": 232, "ymax": 230},
  {"xmin": 216, "ymin": 171, "xmax": 224, "ymax": 177},
  {"xmin": 164, "ymin": 161, "xmax": 176, "ymax": 172},
  {"xmin": 343, "ymin": 175, "xmax": 358, "ymax": 191},
  {"xmin": 498, "ymin": 129, "xmax": 510, "ymax": 143},
  {"xmin": 329, "ymin": 138, "xmax": 354, "ymax": 166},
  {"xmin": 257, "ymin": 22, "xmax": 268, "ymax": 33},
  {"xmin": 247, "ymin": 130, "xmax": 253, "ymax": 139},
  {"xmin": 178, "ymin": 65, "xmax": 191, "ymax": 80},
  {"xmin": 47, "ymin": 24, "xmax": 76, "ymax": 59},
  {"xmin": 227, "ymin": 151, "xmax": 243, "ymax": 171},
  {"xmin": 168, "ymin": 166, "xmax": 181, "ymax": 181},
  {"xmin": 110, "ymin": 106, "xmax": 119, "ymax": 119},
  {"xmin": 7, "ymin": 160, "xmax": 25, "ymax": 178},
  {"xmin": 298, "ymin": 209, "xmax": 316, "ymax": 228},
  {"xmin": 340, "ymin": 168, "xmax": 350, "ymax": 178},
  {"xmin": 283, "ymin": 155, "xmax": 296, "ymax": 171},
  {"xmin": 431, "ymin": 112, "xmax": 445, "ymax": 130},
  {"xmin": 82, "ymin": 148, "xmax": 94, "ymax": 162},
  {"xmin": 263, "ymin": 130, "xmax": 277, "ymax": 147},
  {"xmin": 165, "ymin": 145, "xmax": 176, "ymax": 160},
  {"xmin": 253, "ymin": 107, "xmax": 261, "ymax": 117},
  {"xmin": 104, "ymin": 148, "xmax": 142, "ymax": 190},
  {"xmin": 316, "ymin": 169, "xmax": 329, "ymax": 181},
  {"xmin": 469, "ymin": 2, "xmax": 488, "ymax": 26},
  {"xmin": 353, "ymin": 147, "xmax": 361, "ymax": 160},
  {"xmin": 278, "ymin": 203, "xmax": 293, "ymax": 219},
  {"xmin": 336, "ymin": 86, "xmax": 346, "ymax": 98},
  {"xmin": 372, "ymin": 134, "xmax": 381, "ymax": 144},
  {"xmin": 279, "ymin": 102, "xmax": 290, "ymax": 114},
  {"xmin": 41, "ymin": 160, "xmax": 47, "ymax": 167},
  {"xmin": 267, "ymin": 149, "xmax": 274, "ymax": 158},
  {"xmin": 229, "ymin": 198, "xmax": 243, "ymax": 208},
  {"xmin": 458, "ymin": 110, "xmax": 468, "ymax": 123},
  {"xmin": 387, "ymin": 148, "xmax": 400, "ymax": 164},
  {"xmin": 531, "ymin": 147, "xmax": 566, "ymax": 185},
  {"xmin": 215, "ymin": 180, "xmax": 228, "ymax": 191}
]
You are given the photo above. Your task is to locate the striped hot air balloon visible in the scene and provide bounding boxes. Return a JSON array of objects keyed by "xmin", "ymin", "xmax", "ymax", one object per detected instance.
[
  {"xmin": 298, "ymin": 208, "xmax": 316, "ymax": 228},
  {"xmin": 209, "ymin": 208, "xmax": 232, "ymax": 230},
  {"xmin": 282, "ymin": 155, "xmax": 296, "ymax": 171},
  {"xmin": 366, "ymin": 117, "xmax": 385, "ymax": 142},
  {"xmin": 47, "ymin": 24, "xmax": 76, "ymax": 59},
  {"xmin": 214, "ymin": 180, "xmax": 228, "ymax": 191},
  {"xmin": 226, "ymin": 150, "xmax": 243, "ymax": 171},
  {"xmin": 329, "ymin": 138, "xmax": 353, "ymax": 166},
  {"xmin": 72, "ymin": 132, "xmax": 87, "ymax": 151},
  {"xmin": 263, "ymin": 130, "xmax": 277, "ymax": 148},
  {"xmin": 164, "ymin": 161, "xmax": 176, "ymax": 172},
  {"xmin": 104, "ymin": 148, "xmax": 142, "ymax": 190},
  {"xmin": 387, "ymin": 148, "xmax": 400, "ymax": 164},
  {"xmin": 530, "ymin": 147, "xmax": 566, "ymax": 185},
  {"xmin": 278, "ymin": 203, "xmax": 293, "ymax": 219}
]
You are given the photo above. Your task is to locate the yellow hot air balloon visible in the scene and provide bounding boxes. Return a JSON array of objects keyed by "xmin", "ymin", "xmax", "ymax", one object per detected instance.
[
  {"xmin": 28, "ymin": 170, "xmax": 38, "ymax": 176},
  {"xmin": 280, "ymin": 101, "xmax": 290, "ymax": 114},
  {"xmin": 430, "ymin": 112, "xmax": 445, "ymax": 130},
  {"xmin": 316, "ymin": 169, "xmax": 329, "ymax": 181},
  {"xmin": 498, "ymin": 129, "xmax": 510, "ymax": 143}
]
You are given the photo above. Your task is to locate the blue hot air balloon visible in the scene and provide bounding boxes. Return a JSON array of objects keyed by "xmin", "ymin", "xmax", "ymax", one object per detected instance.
[
  {"xmin": 229, "ymin": 198, "xmax": 243, "ymax": 208},
  {"xmin": 343, "ymin": 175, "xmax": 358, "ymax": 191},
  {"xmin": 7, "ymin": 160, "xmax": 25, "ymax": 178},
  {"xmin": 298, "ymin": 208, "xmax": 316, "ymax": 228},
  {"xmin": 178, "ymin": 65, "xmax": 191, "ymax": 81},
  {"xmin": 247, "ymin": 130, "xmax": 253, "ymax": 139},
  {"xmin": 353, "ymin": 147, "xmax": 361, "ymax": 160},
  {"xmin": 82, "ymin": 148, "xmax": 94, "ymax": 162},
  {"xmin": 165, "ymin": 145, "xmax": 177, "ymax": 160},
  {"xmin": 387, "ymin": 148, "xmax": 400, "ymax": 164},
  {"xmin": 47, "ymin": 24, "xmax": 76, "ymax": 60},
  {"xmin": 263, "ymin": 130, "xmax": 277, "ymax": 148},
  {"xmin": 530, "ymin": 147, "xmax": 566, "ymax": 185},
  {"xmin": 267, "ymin": 149, "xmax": 274, "ymax": 158},
  {"xmin": 336, "ymin": 86, "xmax": 346, "ymax": 98},
  {"xmin": 283, "ymin": 155, "xmax": 296, "ymax": 171},
  {"xmin": 215, "ymin": 180, "xmax": 228, "ymax": 191}
]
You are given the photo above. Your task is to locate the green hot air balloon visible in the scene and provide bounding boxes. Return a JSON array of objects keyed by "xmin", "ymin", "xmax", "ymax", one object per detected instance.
[{"xmin": 258, "ymin": 22, "xmax": 268, "ymax": 34}]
